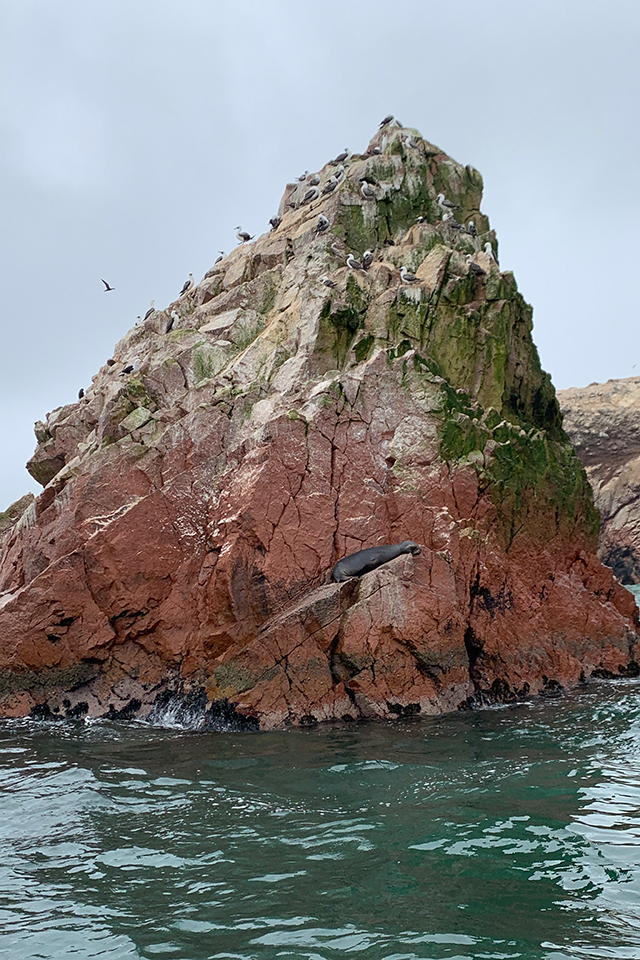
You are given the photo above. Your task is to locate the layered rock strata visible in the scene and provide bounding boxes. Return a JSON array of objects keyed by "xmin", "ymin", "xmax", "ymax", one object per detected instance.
[
  {"xmin": 559, "ymin": 378, "xmax": 640, "ymax": 584},
  {"xmin": 0, "ymin": 124, "xmax": 637, "ymax": 728}
]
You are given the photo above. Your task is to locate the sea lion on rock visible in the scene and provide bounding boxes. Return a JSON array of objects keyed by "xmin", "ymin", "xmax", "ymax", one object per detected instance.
[{"xmin": 331, "ymin": 541, "xmax": 422, "ymax": 583}]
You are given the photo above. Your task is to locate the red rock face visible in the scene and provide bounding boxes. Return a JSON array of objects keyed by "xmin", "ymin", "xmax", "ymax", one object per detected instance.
[{"xmin": 0, "ymin": 125, "xmax": 637, "ymax": 727}]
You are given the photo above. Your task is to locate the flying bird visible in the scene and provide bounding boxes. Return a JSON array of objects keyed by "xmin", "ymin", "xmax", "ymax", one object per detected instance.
[
  {"xmin": 362, "ymin": 250, "xmax": 373, "ymax": 270},
  {"xmin": 101, "ymin": 279, "xmax": 115, "ymax": 292},
  {"xmin": 379, "ymin": 115, "xmax": 394, "ymax": 128},
  {"xmin": 400, "ymin": 266, "xmax": 420, "ymax": 284},
  {"xmin": 347, "ymin": 254, "xmax": 365, "ymax": 271},
  {"xmin": 180, "ymin": 273, "xmax": 195, "ymax": 295},
  {"xmin": 235, "ymin": 226, "xmax": 254, "ymax": 243},
  {"xmin": 143, "ymin": 300, "xmax": 155, "ymax": 321}
]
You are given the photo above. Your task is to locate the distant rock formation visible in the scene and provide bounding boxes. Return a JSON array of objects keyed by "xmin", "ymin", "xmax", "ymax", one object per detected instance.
[
  {"xmin": 559, "ymin": 377, "xmax": 640, "ymax": 584},
  {"xmin": 0, "ymin": 123, "xmax": 637, "ymax": 728}
]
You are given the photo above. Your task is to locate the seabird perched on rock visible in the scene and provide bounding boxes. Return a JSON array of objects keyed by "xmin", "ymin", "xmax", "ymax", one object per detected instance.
[
  {"xmin": 121, "ymin": 358, "xmax": 140, "ymax": 376},
  {"xmin": 143, "ymin": 300, "xmax": 155, "ymax": 321},
  {"xmin": 167, "ymin": 309, "xmax": 180, "ymax": 332},
  {"xmin": 484, "ymin": 241, "xmax": 497, "ymax": 262},
  {"xmin": 347, "ymin": 254, "xmax": 365, "ymax": 271},
  {"xmin": 308, "ymin": 174, "xmax": 320, "ymax": 186},
  {"xmin": 379, "ymin": 115, "xmax": 394, "ymax": 128},
  {"xmin": 301, "ymin": 185, "xmax": 320, "ymax": 204},
  {"xmin": 442, "ymin": 211, "xmax": 453, "ymax": 222},
  {"xmin": 78, "ymin": 388, "xmax": 84, "ymax": 399},
  {"xmin": 362, "ymin": 250, "xmax": 373, "ymax": 270},
  {"xmin": 215, "ymin": 251, "xmax": 225, "ymax": 263},
  {"xmin": 235, "ymin": 226, "xmax": 254, "ymax": 243},
  {"xmin": 269, "ymin": 216, "xmax": 281, "ymax": 231},
  {"xmin": 467, "ymin": 220, "xmax": 477, "ymax": 237},
  {"xmin": 316, "ymin": 214, "xmax": 330, "ymax": 234},
  {"xmin": 331, "ymin": 148, "xmax": 349, "ymax": 165},
  {"xmin": 466, "ymin": 255, "xmax": 486, "ymax": 277},
  {"xmin": 320, "ymin": 275, "xmax": 336, "ymax": 288},
  {"xmin": 360, "ymin": 179, "xmax": 376, "ymax": 200},
  {"xmin": 335, "ymin": 165, "xmax": 346, "ymax": 182},
  {"xmin": 405, "ymin": 135, "xmax": 419, "ymax": 149},
  {"xmin": 322, "ymin": 176, "xmax": 338, "ymax": 194},
  {"xmin": 101, "ymin": 278, "xmax": 115, "ymax": 292},
  {"xmin": 415, "ymin": 215, "xmax": 426, "ymax": 224},
  {"xmin": 180, "ymin": 273, "xmax": 195, "ymax": 295},
  {"xmin": 400, "ymin": 266, "xmax": 420, "ymax": 284},
  {"xmin": 366, "ymin": 145, "xmax": 382, "ymax": 156},
  {"xmin": 296, "ymin": 171, "xmax": 308, "ymax": 182},
  {"xmin": 437, "ymin": 193, "xmax": 456, "ymax": 213}
]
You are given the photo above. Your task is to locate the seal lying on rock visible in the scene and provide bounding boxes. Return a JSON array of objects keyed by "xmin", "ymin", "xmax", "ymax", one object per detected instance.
[{"xmin": 331, "ymin": 541, "xmax": 422, "ymax": 582}]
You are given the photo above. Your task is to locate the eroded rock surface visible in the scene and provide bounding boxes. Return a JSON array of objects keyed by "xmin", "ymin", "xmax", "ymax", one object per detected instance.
[
  {"xmin": 559, "ymin": 377, "xmax": 640, "ymax": 583},
  {"xmin": 0, "ymin": 124, "xmax": 637, "ymax": 727}
]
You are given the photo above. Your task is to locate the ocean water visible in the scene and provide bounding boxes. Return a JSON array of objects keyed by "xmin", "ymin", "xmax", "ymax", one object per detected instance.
[{"xmin": 2, "ymin": 682, "xmax": 640, "ymax": 960}]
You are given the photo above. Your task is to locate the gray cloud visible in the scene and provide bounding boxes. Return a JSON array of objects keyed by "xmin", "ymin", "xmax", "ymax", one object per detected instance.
[{"xmin": 1, "ymin": 0, "xmax": 639, "ymax": 507}]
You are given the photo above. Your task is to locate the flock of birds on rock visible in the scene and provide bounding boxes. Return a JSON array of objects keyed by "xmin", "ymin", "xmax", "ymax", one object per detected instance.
[{"xmin": 91, "ymin": 115, "xmax": 499, "ymax": 397}]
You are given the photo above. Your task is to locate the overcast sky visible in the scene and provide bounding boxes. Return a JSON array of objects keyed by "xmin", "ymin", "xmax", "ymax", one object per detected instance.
[{"xmin": 1, "ymin": 0, "xmax": 639, "ymax": 509}]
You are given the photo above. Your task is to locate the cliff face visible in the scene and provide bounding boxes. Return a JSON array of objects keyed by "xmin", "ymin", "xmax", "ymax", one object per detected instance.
[
  {"xmin": 0, "ymin": 124, "xmax": 637, "ymax": 728},
  {"xmin": 559, "ymin": 378, "xmax": 640, "ymax": 584}
]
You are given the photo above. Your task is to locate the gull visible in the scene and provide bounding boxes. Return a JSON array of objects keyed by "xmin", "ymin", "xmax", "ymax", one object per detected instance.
[
  {"xmin": 467, "ymin": 221, "xmax": 477, "ymax": 237},
  {"xmin": 362, "ymin": 250, "xmax": 373, "ymax": 270},
  {"xmin": 308, "ymin": 174, "xmax": 320, "ymax": 186},
  {"xmin": 332, "ymin": 148, "xmax": 349, "ymax": 165},
  {"xmin": 484, "ymin": 242, "xmax": 497, "ymax": 263},
  {"xmin": 320, "ymin": 275, "xmax": 336, "ymax": 288},
  {"xmin": 466, "ymin": 255, "xmax": 486, "ymax": 277},
  {"xmin": 316, "ymin": 214, "xmax": 330, "ymax": 234},
  {"xmin": 235, "ymin": 226, "xmax": 254, "ymax": 243},
  {"xmin": 101, "ymin": 278, "xmax": 115, "ymax": 292},
  {"xmin": 301, "ymin": 185, "xmax": 320, "ymax": 204},
  {"xmin": 143, "ymin": 299, "xmax": 155, "ymax": 321},
  {"xmin": 269, "ymin": 216, "xmax": 281, "ymax": 231},
  {"xmin": 379, "ymin": 115, "xmax": 394, "ymax": 128},
  {"xmin": 360, "ymin": 179, "xmax": 376, "ymax": 200},
  {"xmin": 180, "ymin": 273, "xmax": 195, "ymax": 295},
  {"xmin": 322, "ymin": 176, "xmax": 338, "ymax": 194},
  {"xmin": 347, "ymin": 254, "xmax": 365, "ymax": 271},
  {"xmin": 296, "ymin": 171, "xmax": 308, "ymax": 182},
  {"xmin": 400, "ymin": 266, "xmax": 420, "ymax": 284},
  {"xmin": 437, "ymin": 193, "xmax": 456, "ymax": 213},
  {"xmin": 215, "ymin": 251, "xmax": 225, "ymax": 263}
]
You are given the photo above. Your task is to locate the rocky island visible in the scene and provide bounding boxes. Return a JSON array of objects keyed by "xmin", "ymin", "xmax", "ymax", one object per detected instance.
[
  {"xmin": 559, "ymin": 377, "xmax": 640, "ymax": 585},
  {"xmin": 0, "ymin": 122, "xmax": 637, "ymax": 729}
]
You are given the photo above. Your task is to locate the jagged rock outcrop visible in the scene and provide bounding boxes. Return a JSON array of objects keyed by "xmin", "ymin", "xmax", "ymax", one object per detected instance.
[
  {"xmin": 0, "ymin": 123, "xmax": 637, "ymax": 728},
  {"xmin": 559, "ymin": 377, "xmax": 640, "ymax": 584}
]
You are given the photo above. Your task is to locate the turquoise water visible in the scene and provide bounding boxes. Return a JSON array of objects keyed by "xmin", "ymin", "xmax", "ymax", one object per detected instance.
[{"xmin": 2, "ymin": 682, "xmax": 640, "ymax": 959}]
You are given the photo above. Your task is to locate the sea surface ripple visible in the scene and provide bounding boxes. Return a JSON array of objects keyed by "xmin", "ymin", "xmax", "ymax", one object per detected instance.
[{"xmin": 2, "ymin": 681, "xmax": 640, "ymax": 959}]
